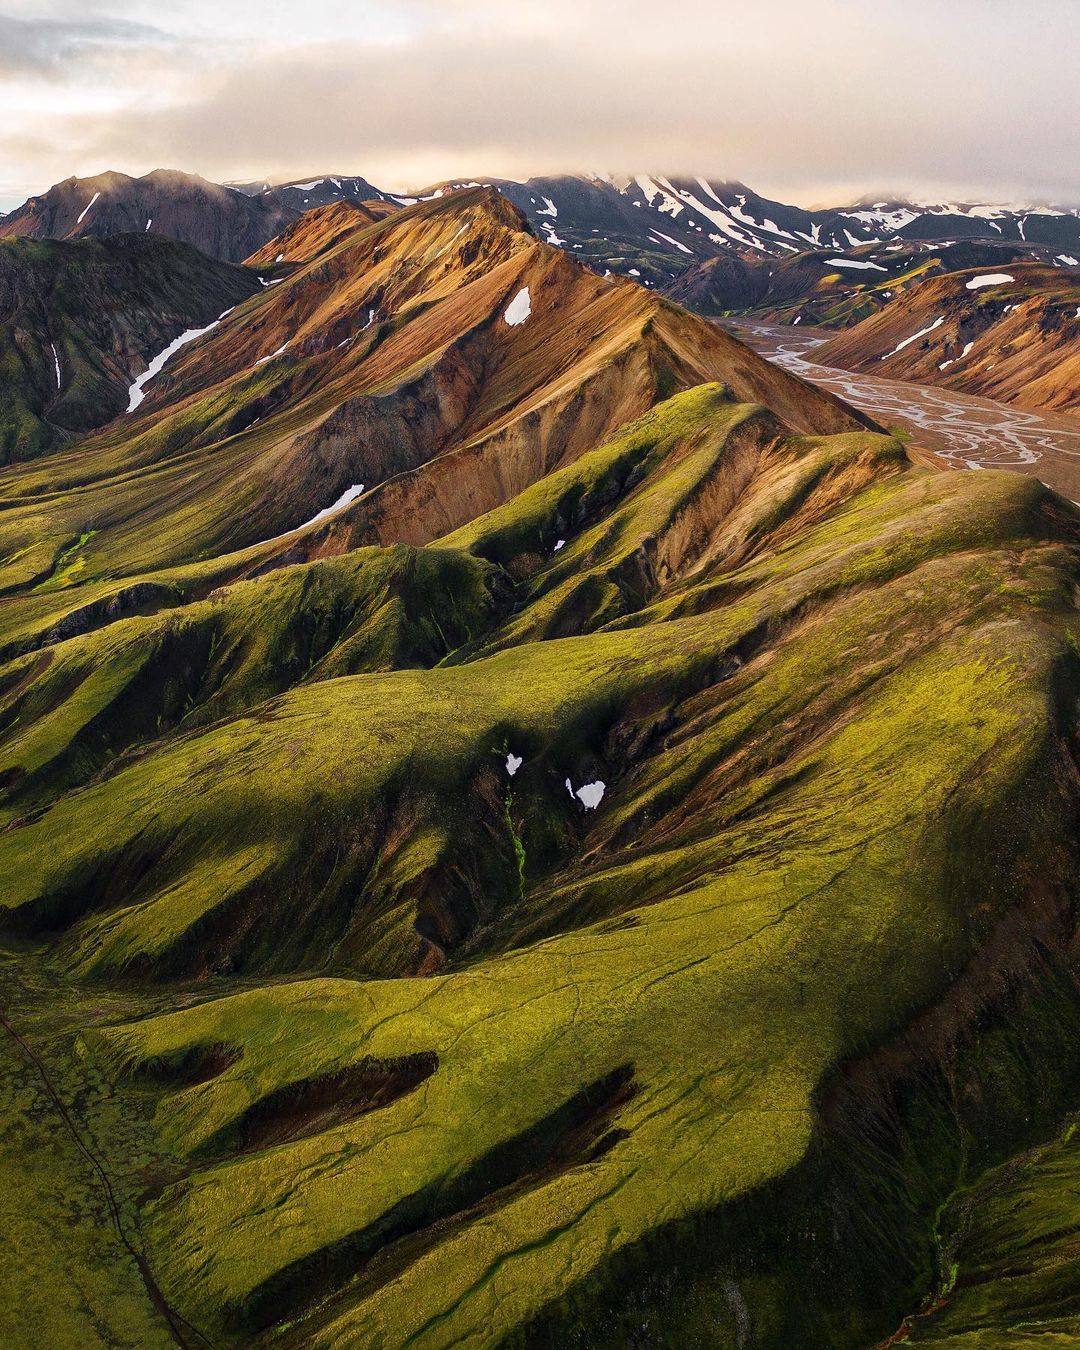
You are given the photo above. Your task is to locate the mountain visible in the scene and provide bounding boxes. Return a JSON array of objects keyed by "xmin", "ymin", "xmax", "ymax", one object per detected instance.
[
  {"xmin": 0, "ymin": 172, "xmax": 395, "ymax": 265},
  {"xmin": 0, "ymin": 189, "xmax": 858, "ymax": 653},
  {"xmin": 0, "ymin": 232, "xmax": 260, "ymax": 461},
  {"xmin": 244, "ymin": 197, "xmax": 400, "ymax": 267},
  {"xmin": 228, "ymin": 172, "xmax": 393, "ymax": 211},
  {"xmin": 5, "ymin": 167, "xmax": 1079, "ymax": 292},
  {"xmin": 3, "ymin": 182, "xmax": 1080, "ymax": 1350},
  {"xmin": 817, "ymin": 262, "xmax": 1080, "ymax": 414},
  {"xmin": 442, "ymin": 174, "xmax": 1080, "ymax": 288},
  {"xmin": 669, "ymin": 237, "xmax": 1070, "ymax": 324},
  {"xmin": 0, "ymin": 169, "xmax": 296, "ymax": 262}
]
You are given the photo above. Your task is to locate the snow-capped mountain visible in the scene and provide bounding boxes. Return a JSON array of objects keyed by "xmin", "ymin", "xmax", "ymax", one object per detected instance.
[
  {"xmin": 400, "ymin": 174, "xmax": 1080, "ymax": 292},
  {"xmin": 3, "ymin": 168, "xmax": 1077, "ymax": 289},
  {"xmin": 227, "ymin": 174, "xmax": 392, "ymax": 211}
]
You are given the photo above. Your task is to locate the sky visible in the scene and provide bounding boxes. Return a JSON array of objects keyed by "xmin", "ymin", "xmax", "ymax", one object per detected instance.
[{"xmin": 0, "ymin": 0, "xmax": 1077, "ymax": 213}]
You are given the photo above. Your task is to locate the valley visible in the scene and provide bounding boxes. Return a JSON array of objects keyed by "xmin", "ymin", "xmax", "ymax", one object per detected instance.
[{"xmin": 732, "ymin": 320, "xmax": 1080, "ymax": 500}]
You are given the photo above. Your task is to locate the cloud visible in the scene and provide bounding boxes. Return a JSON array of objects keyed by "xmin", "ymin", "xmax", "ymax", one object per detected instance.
[
  {"xmin": 0, "ymin": 0, "xmax": 1075, "ymax": 207},
  {"xmin": 0, "ymin": 13, "xmax": 175, "ymax": 78}
]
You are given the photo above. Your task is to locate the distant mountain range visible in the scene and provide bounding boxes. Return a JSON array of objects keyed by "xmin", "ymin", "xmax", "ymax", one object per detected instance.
[{"xmin": 3, "ymin": 168, "xmax": 1078, "ymax": 282}]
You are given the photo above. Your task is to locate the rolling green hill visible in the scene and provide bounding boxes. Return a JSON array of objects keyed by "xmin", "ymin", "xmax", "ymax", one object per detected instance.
[{"xmin": 1, "ymin": 190, "xmax": 1079, "ymax": 1349}]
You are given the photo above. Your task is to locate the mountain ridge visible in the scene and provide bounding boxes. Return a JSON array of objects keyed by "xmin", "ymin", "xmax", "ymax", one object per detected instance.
[
  {"xmin": 5, "ymin": 167, "xmax": 1078, "ymax": 284},
  {"xmin": 2, "ymin": 166, "xmax": 1080, "ymax": 1350}
]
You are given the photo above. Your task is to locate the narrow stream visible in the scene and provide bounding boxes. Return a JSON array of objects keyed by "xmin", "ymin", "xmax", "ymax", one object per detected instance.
[{"xmin": 729, "ymin": 320, "xmax": 1080, "ymax": 502}]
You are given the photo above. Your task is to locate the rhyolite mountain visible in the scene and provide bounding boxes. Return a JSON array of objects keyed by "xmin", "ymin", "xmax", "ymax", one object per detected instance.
[
  {"xmin": 670, "ymin": 236, "xmax": 1074, "ymax": 324},
  {"xmin": 227, "ymin": 173, "xmax": 394, "ymax": 212},
  {"xmin": 245, "ymin": 197, "xmax": 400, "ymax": 267},
  {"xmin": 5, "ymin": 166, "xmax": 1078, "ymax": 290},
  {"xmin": 818, "ymin": 262, "xmax": 1080, "ymax": 415},
  {"xmin": 468, "ymin": 174, "xmax": 1080, "ymax": 285},
  {"xmin": 2, "ymin": 186, "xmax": 1080, "ymax": 1350},
  {"xmin": 0, "ymin": 169, "xmax": 298, "ymax": 262}
]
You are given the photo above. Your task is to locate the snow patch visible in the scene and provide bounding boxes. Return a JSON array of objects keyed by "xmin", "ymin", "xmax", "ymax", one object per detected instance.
[
  {"xmin": 503, "ymin": 286, "xmax": 531, "ymax": 326},
  {"xmin": 966, "ymin": 273, "xmax": 1014, "ymax": 290},
  {"xmin": 825, "ymin": 257, "xmax": 888, "ymax": 272},
  {"xmin": 505, "ymin": 753, "xmax": 523, "ymax": 777},
  {"xmin": 650, "ymin": 229, "xmax": 692, "ymax": 255},
  {"xmin": 291, "ymin": 483, "xmax": 366, "ymax": 533},
  {"xmin": 574, "ymin": 781, "xmax": 606, "ymax": 810},
  {"xmin": 126, "ymin": 308, "xmax": 233, "ymax": 413},
  {"xmin": 883, "ymin": 316, "xmax": 944, "ymax": 359},
  {"xmin": 50, "ymin": 343, "xmax": 61, "ymax": 389},
  {"xmin": 76, "ymin": 191, "xmax": 101, "ymax": 225}
]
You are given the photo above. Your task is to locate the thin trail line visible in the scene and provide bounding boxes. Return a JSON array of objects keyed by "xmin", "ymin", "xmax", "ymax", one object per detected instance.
[{"xmin": 0, "ymin": 1007, "xmax": 216, "ymax": 1350}]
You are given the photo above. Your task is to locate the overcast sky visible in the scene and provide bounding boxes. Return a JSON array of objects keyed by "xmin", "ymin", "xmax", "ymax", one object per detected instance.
[{"xmin": 0, "ymin": 0, "xmax": 1076, "ymax": 213}]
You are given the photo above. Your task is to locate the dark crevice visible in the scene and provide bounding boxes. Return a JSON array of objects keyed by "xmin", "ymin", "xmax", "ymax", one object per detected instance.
[{"xmin": 197, "ymin": 1051, "xmax": 438, "ymax": 1158}]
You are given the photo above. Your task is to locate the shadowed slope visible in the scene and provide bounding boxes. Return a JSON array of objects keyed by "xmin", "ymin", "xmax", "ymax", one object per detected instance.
[{"xmin": 0, "ymin": 233, "xmax": 260, "ymax": 462}]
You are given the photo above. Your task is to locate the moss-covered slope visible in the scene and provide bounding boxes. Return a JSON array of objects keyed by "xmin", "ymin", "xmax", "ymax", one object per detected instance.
[
  {"xmin": 1, "ymin": 356, "xmax": 1079, "ymax": 1347},
  {"xmin": 0, "ymin": 233, "xmax": 260, "ymax": 463},
  {"xmin": 2, "ymin": 185, "xmax": 1079, "ymax": 1348}
]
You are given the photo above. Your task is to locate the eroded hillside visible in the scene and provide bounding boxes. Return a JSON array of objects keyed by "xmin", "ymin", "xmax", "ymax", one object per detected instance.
[
  {"xmin": 1, "ymin": 190, "xmax": 1079, "ymax": 1350},
  {"xmin": 819, "ymin": 264, "xmax": 1080, "ymax": 415}
]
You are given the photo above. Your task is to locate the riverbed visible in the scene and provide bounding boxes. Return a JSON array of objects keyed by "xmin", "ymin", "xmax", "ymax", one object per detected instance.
[{"xmin": 729, "ymin": 320, "xmax": 1080, "ymax": 502}]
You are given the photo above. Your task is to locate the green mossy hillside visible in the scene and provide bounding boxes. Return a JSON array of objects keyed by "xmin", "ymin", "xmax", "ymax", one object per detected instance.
[
  {"xmin": 0, "ymin": 197, "xmax": 1078, "ymax": 1350},
  {"xmin": 0, "ymin": 378, "xmax": 1078, "ymax": 1346}
]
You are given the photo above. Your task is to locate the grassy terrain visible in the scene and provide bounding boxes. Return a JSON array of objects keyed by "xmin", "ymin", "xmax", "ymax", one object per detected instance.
[{"xmin": 1, "ymin": 201, "xmax": 1079, "ymax": 1347}]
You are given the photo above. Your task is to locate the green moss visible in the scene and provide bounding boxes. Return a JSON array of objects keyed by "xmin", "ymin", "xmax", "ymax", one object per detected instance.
[{"xmin": 0, "ymin": 360, "xmax": 1078, "ymax": 1347}]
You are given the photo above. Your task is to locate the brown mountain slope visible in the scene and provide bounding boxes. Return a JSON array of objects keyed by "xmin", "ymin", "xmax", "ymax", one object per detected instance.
[
  {"xmin": 818, "ymin": 263, "xmax": 1080, "ymax": 414},
  {"xmin": 669, "ymin": 239, "xmax": 1066, "ymax": 326},
  {"xmin": 0, "ymin": 188, "xmax": 867, "ymax": 660},
  {"xmin": 0, "ymin": 169, "xmax": 295, "ymax": 263},
  {"xmin": 245, "ymin": 199, "xmax": 401, "ymax": 267}
]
